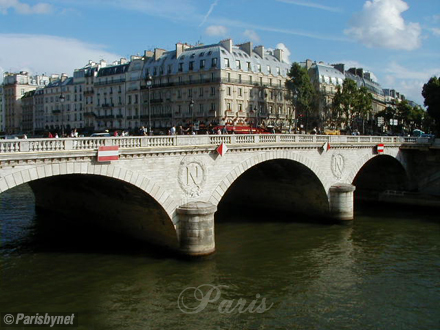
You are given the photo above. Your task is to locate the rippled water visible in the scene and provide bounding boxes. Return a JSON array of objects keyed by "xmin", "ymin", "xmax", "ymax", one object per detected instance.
[{"xmin": 0, "ymin": 184, "xmax": 439, "ymax": 329}]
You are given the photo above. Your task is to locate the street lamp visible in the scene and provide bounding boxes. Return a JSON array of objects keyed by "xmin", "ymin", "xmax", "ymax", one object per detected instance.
[
  {"xmin": 253, "ymin": 105, "xmax": 258, "ymax": 132},
  {"xmin": 145, "ymin": 74, "xmax": 152, "ymax": 135},
  {"xmin": 190, "ymin": 99, "xmax": 194, "ymax": 134},
  {"xmin": 59, "ymin": 87, "xmax": 65, "ymax": 136}
]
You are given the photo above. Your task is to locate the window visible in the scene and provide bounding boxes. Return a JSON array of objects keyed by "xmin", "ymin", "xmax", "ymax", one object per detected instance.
[
  {"xmin": 227, "ymin": 73, "xmax": 231, "ymax": 82},
  {"xmin": 224, "ymin": 58, "xmax": 230, "ymax": 68},
  {"xmin": 267, "ymin": 66, "xmax": 271, "ymax": 74},
  {"xmin": 257, "ymin": 64, "xmax": 261, "ymax": 72},
  {"xmin": 210, "ymin": 87, "xmax": 216, "ymax": 96},
  {"xmin": 189, "ymin": 61, "xmax": 194, "ymax": 71},
  {"xmin": 178, "ymin": 63, "xmax": 183, "ymax": 72},
  {"xmin": 199, "ymin": 87, "xmax": 204, "ymax": 96},
  {"xmin": 238, "ymin": 88, "xmax": 242, "ymax": 96},
  {"xmin": 227, "ymin": 87, "xmax": 231, "ymax": 96},
  {"xmin": 200, "ymin": 59, "xmax": 206, "ymax": 69},
  {"xmin": 236, "ymin": 60, "xmax": 241, "ymax": 70},
  {"xmin": 247, "ymin": 62, "xmax": 252, "ymax": 71},
  {"xmin": 249, "ymin": 75, "xmax": 253, "ymax": 84},
  {"xmin": 212, "ymin": 58, "xmax": 217, "ymax": 67},
  {"xmin": 238, "ymin": 103, "xmax": 243, "ymax": 112},
  {"xmin": 238, "ymin": 74, "xmax": 242, "ymax": 83},
  {"xmin": 188, "ymin": 89, "xmax": 192, "ymax": 97},
  {"xmin": 227, "ymin": 102, "xmax": 231, "ymax": 110}
]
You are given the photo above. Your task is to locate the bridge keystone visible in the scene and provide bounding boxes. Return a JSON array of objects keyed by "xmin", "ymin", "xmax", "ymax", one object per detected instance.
[{"xmin": 177, "ymin": 201, "xmax": 217, "ymax": 257}]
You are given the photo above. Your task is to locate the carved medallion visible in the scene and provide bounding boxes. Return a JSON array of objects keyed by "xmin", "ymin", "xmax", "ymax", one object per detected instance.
[
  {"xmin": 178, "ymin": 159, "xmax": 207, "ymax": 197},
  {"xmin": 331, "ymin": 153, "xmax": 345, "ymax": 179}
]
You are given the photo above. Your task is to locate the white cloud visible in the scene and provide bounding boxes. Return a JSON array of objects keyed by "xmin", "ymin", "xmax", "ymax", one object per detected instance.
[
  {"xmin": 243, "ymin": 29, "xmax": 260, "ymax": 43},
  {"xmin": 205, "ymin": 25, "xmax": 228, "ymax": 37},
  {"xmin": 275, "ymin": 43, "xmax": 291, "ymax": 63},
  {"xmin": 430, "ymin": 28, "xmax": 440, "ymax": 36},
  {"xmin": 0, "ymin": 0, "xmax": 53, "ymax": 15},
  {"xmin": 345, "ymin": 0, "xmax": 422, "ymax": 50},
  {"xmin": 0, "ymin": 34, "xmax": 121, "ymax": 80}
]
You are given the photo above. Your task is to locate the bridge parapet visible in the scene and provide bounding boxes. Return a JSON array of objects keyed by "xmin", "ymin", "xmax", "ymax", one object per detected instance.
[{"xmin": 0, "ymin": 134, "xmax": 422, "ymax": 155}]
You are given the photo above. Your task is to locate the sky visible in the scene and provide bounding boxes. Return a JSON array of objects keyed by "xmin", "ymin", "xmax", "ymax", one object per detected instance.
[{"xmin": 0, "ymin": 0, "xmax": 439, "ymax": 106}]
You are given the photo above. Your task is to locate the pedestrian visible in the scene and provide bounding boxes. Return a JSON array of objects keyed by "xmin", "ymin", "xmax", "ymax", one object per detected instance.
[
  {"xmin": 48, "ymin": 132, "xmax": 53, "ymax": 138},
  {"xmin": 170, "ymin": 125, "xmax": 176, "ymax": 135}
]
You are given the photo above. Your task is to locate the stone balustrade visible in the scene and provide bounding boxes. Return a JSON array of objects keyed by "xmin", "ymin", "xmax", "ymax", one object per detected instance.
[{"xmin": 0, "ymin": 134, "xmax": 426, "ymax": 154}]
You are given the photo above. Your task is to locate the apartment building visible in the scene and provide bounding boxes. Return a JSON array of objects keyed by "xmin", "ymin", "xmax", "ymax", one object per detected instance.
[
  {"xmin": 3, "ymin": 71, "xmax": 49, "ymax": 134},
  {"xmin": 139, "ymin": 39, "xmax": 292, "ymax": 132},
  {"xmin": 93, "ymin": 59, "xmax": 129, "ymax": 132}
]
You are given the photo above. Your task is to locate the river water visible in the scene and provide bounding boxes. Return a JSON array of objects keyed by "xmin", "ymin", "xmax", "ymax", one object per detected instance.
[{"xmin": 0, "ymin": 184, "xmax": 439, "ymax": 330}]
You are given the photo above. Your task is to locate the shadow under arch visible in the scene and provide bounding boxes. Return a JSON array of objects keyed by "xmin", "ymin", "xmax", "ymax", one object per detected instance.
[
  {"xmin": 352, "ymin": 154, "xmax": 409, "ymax": 201},
  {"xmin": 216, "ymin": 158, "xmax": 330, "ymax": 222},
  {"xmin": 26, "ymin": 173, "xmax": 179, "ymax": 251}
]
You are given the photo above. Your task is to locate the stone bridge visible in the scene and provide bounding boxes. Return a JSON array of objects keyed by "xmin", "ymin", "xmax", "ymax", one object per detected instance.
[{"xmin": 0, "ymin": 134, "xmax": 437, "ymax": 256}]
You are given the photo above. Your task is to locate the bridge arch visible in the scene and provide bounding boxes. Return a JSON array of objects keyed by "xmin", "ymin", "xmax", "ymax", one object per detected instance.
[
  {"xmin": 209, "ymin": 150, "xmax": 330, "ymax": 218},
  {"xmin": 0, "ymin": 163, "xmax": 181, "ymax": 250},
  {"xmin": 1, "ymin": 162, "xmax": 180, "ymax": 220},
  {"xmin": 346, "ymin": 148, "xmax": 406, "ymax": 185}
]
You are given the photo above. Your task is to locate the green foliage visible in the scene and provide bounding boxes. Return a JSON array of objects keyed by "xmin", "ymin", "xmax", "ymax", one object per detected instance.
[
  {"xmin": 286, "ymin": 62, "xmax": 317, "ymax": 130},
  {"xmin": 331, "ymin": 79, "xmax": 373, "ymax": 130},
  {"xmin": 422, "ymin": 76, "xmax": 440, "ymax": 133}
]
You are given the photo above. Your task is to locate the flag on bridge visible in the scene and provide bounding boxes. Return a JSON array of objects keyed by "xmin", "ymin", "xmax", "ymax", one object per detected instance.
[
  {"xmin": 217, "ymin": 143, "xmax": 228, "ymax": 156},
  {"xmin": 97, "ymin": 146, "xmax": 119, "ymax": 162},
  {"xmin": 322, "ymin": 141, "xmax": 331, "ymax": 152}
]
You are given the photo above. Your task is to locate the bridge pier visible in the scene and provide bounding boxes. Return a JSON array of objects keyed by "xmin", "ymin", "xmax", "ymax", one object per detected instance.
[
  {"xmin": 329, "ymin": 183, "xmax": 356, "ymax": 224},
  {"xmin": 176, "ymin": 201, "xmax": 217, "ymax": 257}
]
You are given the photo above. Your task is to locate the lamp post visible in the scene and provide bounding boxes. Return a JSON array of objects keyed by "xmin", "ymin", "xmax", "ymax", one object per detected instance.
[
  {"xmin": 145, "ymin": 74, "xmax": 153, "ymax": 135},
  {"xmin": 59, "ymin": 87, "xmax": 65, "ymax": 137},
  {"xmin": 190, "ymin": 99, "xmax": 194, "ymax": 134}
]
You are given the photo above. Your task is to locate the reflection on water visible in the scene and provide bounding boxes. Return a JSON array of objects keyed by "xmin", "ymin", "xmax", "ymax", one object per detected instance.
[{"xmin": 0, "ymin": 184, "xmax": 439, "ymax": 330}]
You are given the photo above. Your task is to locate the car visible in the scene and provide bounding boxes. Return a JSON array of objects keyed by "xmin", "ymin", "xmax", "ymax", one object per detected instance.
[
  {"xmin": 90, "ymin": 132, "xmax": 111, "ymax": 137},
  {"xmin": 412, "ymin": 129, "xmax": 435, "ymax": 139}
]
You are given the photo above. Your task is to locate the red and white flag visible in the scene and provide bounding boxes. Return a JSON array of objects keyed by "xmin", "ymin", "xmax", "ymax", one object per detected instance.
[
  {"xmin": 217, "ymin": 143, "xmax": 228, "ymax": 156},
  {"xmin": 322, "ymin": 141, "xmax": 331, "ymax": 152},
  {"xmin": 97, "ymin": 146, "xmax": 119, "ymax": 162}
]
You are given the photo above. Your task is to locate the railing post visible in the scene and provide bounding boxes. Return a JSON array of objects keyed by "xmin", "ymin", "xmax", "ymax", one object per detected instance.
[
  {"xmin": 19, "ymin": 141, "xmax": 30, "ymax": 152},
  {"xmin": 64, "ymin": 139, "xmax": 73, "ymax": 150}
]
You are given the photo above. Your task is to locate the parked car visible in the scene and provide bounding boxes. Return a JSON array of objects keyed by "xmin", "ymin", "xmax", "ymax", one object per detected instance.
[
  {"xmin": 412, "ymin": 129, "xmax": 435, "ymax": 139},
  {"xmin": 90, "ymin": 132, "xmax": 111, "ymax": 137}
]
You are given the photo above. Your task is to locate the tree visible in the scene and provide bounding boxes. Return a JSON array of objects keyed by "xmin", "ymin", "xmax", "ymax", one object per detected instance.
[
  {"xmin": 422, "ymin": 76, "xmax": 440, "ymax": 134},
  {"xmin": 332, "ymin": 79, "xmax": 373, "ymax": 132},
  {"xmin": 286, "ymin": 62, "xmax": 316, "ymax": 132}
]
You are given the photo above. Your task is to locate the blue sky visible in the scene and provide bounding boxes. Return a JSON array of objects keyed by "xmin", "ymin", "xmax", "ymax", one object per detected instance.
[{"xmin": 1, "ymin": 0, "xmax": 439, "ymax": 106}]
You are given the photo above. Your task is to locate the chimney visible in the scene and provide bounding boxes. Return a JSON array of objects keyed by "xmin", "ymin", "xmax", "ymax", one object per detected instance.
[
  {"xmin": 254, "ymin": 45, "xmax": 264, "ymax": 58},
  {"xmin": 332, "ymin": 63, "xmax": 345, "ymax": 74},
  {"xmin": 220, "ymin": 39, "xmax": 233, "ymax": 53},
  {"xmin": 154, "ymin": 48, "xmax": 166, "ymax": 61},
  {"xmin": 144, "ymin": 50, "xmax": 154, "ymax": 58},
  {"xmin": 120, "ymin": 58, "xmax": 127, "ymax": 64},
  {"xmin": 305, "ymin": 59, "xmax": 313, "ymax": 70},
  {"xmin": 355, "ymin": 68, "xmax": 364, "ymax": 77},
  {"xmin": 274, "ymin": 48, "xmax": 283, "ymax": 62},
  {"xmin": 238, "ymin": 42, "xmax": 253, "ymax": 57}
]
